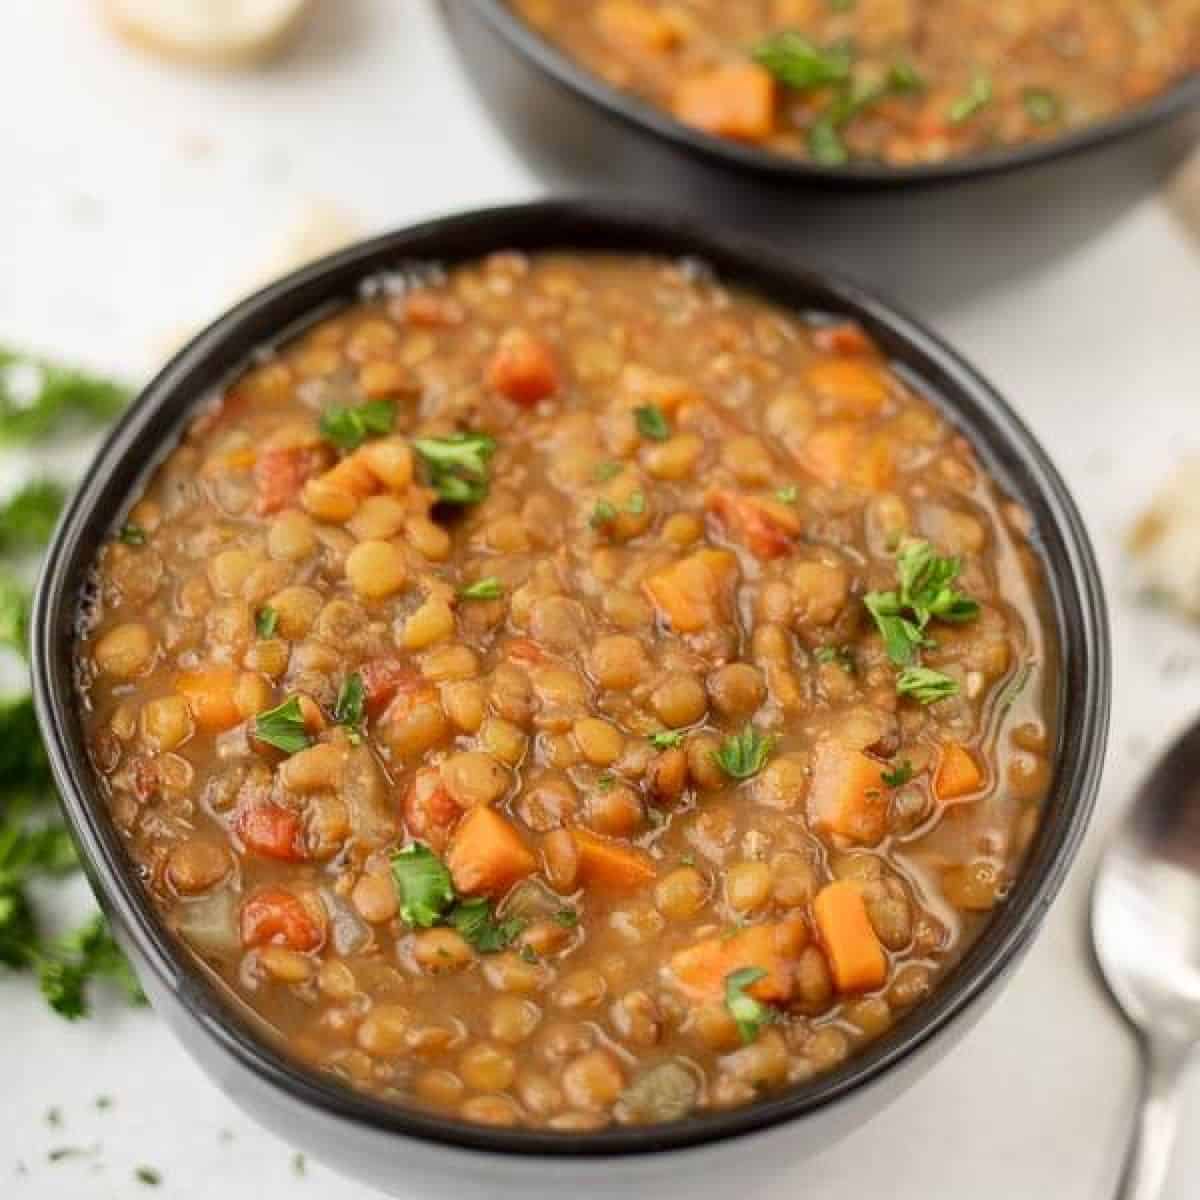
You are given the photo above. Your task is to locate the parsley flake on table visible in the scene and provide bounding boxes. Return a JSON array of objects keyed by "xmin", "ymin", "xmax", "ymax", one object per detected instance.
[
  {"xmin": 0, "ymin": 347, "xmax": 128, "ymax": 444},
  {"xmin": 412, "ymin": 432, "xmax": 496, "ymax": 505},
  {"xmin": 252, "ymin": 696, "xmax": 312, "ymax": 755},
  {"xmin": 713, "ymin": 726, "xmax": 774, "ymax": 780},
  {"xmin": 319, "ymin": 399, "xmax": 395, "ymax": 451},
  {"xmin": 390, "ymin": 843, "xmax": 456, "ymax": 928},
  {"xmin": 724, "ymin": 966, "xmax": 776, "ymax": 1043}
]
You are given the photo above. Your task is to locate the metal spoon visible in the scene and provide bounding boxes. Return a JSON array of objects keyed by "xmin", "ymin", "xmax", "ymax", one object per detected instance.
[{"xmin": 1091, "ymin": 718, "xmax": 1200, "ymax": 1200}]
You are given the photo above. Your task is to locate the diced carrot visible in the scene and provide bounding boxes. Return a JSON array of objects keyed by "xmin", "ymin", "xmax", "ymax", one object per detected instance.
[
  {"xmin": 486, "ymin": 329, "xmax": 560, "ymax": 407},
  {"xmin": 672, "ymin": 63, "xmax": 777, "ymax": 143},
  {"xmin": 797, "ymin": 424, "xmax": 893, "ymax": 492},
  {"xmin": 935, "ymin": 742, "xmax": 984, "ymax": 802},
  {"xmin": 813, "ymin": 881, "xmax": 887, "ymax": 993},
  {"xmin": 570, "ymin": 830, "xmax": 657, "ymax": 891},
  {"xmin": 402, "ymin": 767, "xmax": 461, "ymax": 854},
  {"xmin": 446, "ymin": 806, "xmax": 537, "ymax": 896},
  {"xmin": 706, "ymin": 489, "xmax": 802, "ymax": 560},
  {"xmin": 670, "ymin": 923, "xmax": 798, "ymax": 1003},
  {"xmin": 642, "ymin": 548, "xmax": 739, "ymax": 633},
  {"xmin": 595, "ymin": 0, "xmax": 680, "ymax": 54},
  {"xmin": 812, "ymin": 323, "xmax": 875, "ymax": 356},
  {"xmin": 254, "ymin": 445, "xmax": 329, "ymax": 516},
  {"xmin": 235, "ymin": 800, "xmax": 306, "ymax": 861},
  {"xmin": 358, "ymin": 659, "xmax": 421, "ymax": 717},
  {"xmin": 807, "ymin": 742, "xmax": 889, "ymax": 845},
  {"xmin": 803, "ymin": 358, "xmax": 890, "ymax": 418},
  {"xmin": 176, "ymin": 667, "xmax": 241, "ymax": 733},
  {"xmin": 240, "ymin": 887, "xmax": 323, "ymax": 951}
]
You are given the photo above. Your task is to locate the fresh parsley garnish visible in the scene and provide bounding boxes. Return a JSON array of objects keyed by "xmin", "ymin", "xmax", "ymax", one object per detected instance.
[
  {"xmin": 460, "ymin": 577, "xmax": 504, "ymax": 601},
  {"xmin": 949, "ymin": 71, "xmax": 993, "ymax": 123},
  {"xmin": 553, "ymin": 907, "xmax": 579, "ymax": 928},
  {"xmin": 808, "ymin": 116, "xmax": 849, "ymax": 165},
  {"xmin": 1022, "ymin": 87, "xmax": 1060, "ymax": 125},
  {"xmin": 814, "ymin": 645, "xmax": 855, "ymax": 673},
  {"xmin": 333, "ymin": 672, "xmax": 365, "ymax": 729},
  {"xmin": 319, "ymin": 399, "xmax": 395, "ymax": 452},
  {"xmin": 252, "ymin": 697, "xmax": 312, "ymax": 755},
  {"xmin": 774, "ymin": 485, "xmax": 799, "ymax": 504},
  {"xmin": 255, "ymin": 606, "xmax": 278, "ymax": 638},
  {"xmin": 881, "ymin": 759, "xmax": 914, "ymax": 788},
  {"xmin": 447, "ymin": 897, "xmax": 524, "ymax": 952},
  {"xmin": 896, "ymin": 667, "xmax": 959, "ymax": 705},
  {"xmin": 117, "ymin": 522, "xmax": 146, "ymax": 546},
  {"xmin": 0, "ymin": 574, "xmax": 30, "ymax": 659},
  {"xmin": 590, "ymin": 499, "xmax": 618, "ymax": 528},
  {"xmin": 752, "ymin": 32, "xmax": 852, "ymax": 90},
  {"xmin": 594, "ymin": 461, "xmax": 623, "ymax": 482},
  {"xmin": 865, "ymin": 540, "xmax": 978, "ymax": 668},
  {"xmin": 713, "ymin": 726, "xmax": 774, "ymax": 781},
  {"xmin": 390, "ymin": 843, "xmax": 456, "ymax": 928},
  {"xmin": 413, "ymin": 432, "xmax": 497, "ymax": 505},
  {"xmin": 626, "ymin": 491, "xmax": 646, "ymax": 516},
  {"xmin": 634, "ymin": 405, "xmax": 670, "ymax": 442},
  {"xmin": 0, "ymin": 348, "xmax": 127, "ymax": 444},
  {"xmin": 648, "ymin": 730, "xmax": 685, "ymax": 750},
  {"xmin": 0, "ymin": 480, "xmax": 67, "ymax": 552},
  {"xmin": 724, "ymin": 966, "xmax": 776, "ymax": 1043}
]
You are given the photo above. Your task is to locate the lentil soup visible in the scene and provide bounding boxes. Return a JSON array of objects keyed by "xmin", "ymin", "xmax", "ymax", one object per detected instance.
[
  {"xmin": 77, "ymin": 251, "xmax": 1056, "ymax": 1131},
  {"xmin": 508, "ymin": 0, "xmax": 1200, "ymax": 167}
]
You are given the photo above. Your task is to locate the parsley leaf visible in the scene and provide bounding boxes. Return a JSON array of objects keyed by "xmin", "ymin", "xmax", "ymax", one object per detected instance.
[
  {"xmin": 648, "ymin": 730, "xmax": 685, "ymax": 750},
  {"xmin": 255, "ymin": 606, "xmax": 278, "ymax": 638},
  {"xmin": 625, "ymin": 491, "xmax": 646, "ymax": 516},
  {"xmin": 814, "ymin": 644, "xmax": 855, "ymax": 673},
  {"xmin": 863, "ymin": 591, "xmax": 927, "ymax": 667},
  {"xmin": 333, "ymin": 673, "xmax": 365, "ymax": 729},
  {"xmin": 594, "ymin": 461, "xmax": 623, "ymax": 482},
  {"xmin": 949, "ymin": 71, "xmax": 993, "ymax": 124},
  {"xmin": 1022, "ymin": 87, "xmax": 1061, "ymax": 125},
  {"xmin": 36, "ymin": 914, "xmax": 146, "ymax": 1020},
  {"xmin": 252, "ymin": 697, "xmax": 312, "ymax": 755},
  {"xmin": 808, "ymin": 116, "xmax": 849, "ymax": 165},
  {"xmin": 775, "ymin": 485, "xmax": 799, "ymax": 504},
  {"xmin": 0, "ymin": 348, "xmax": 128, "ymax": 444},
  {"xmin": 413, "ymin": 432, "xmax": 497, "ymax": 505},
  {"xmin": 896, "ymin": 667, "xmax": 959, "ymax": 704},
  {"xmin": 319, "ymin": 400, "xmax": 395, "ymax": 452},
  {"xmin": 460, "ymin": 577, "xmax": 504, "ymax": 601},
  {"xmin": 553, "ymin": 908, "xmax": 579, "ymax": 928},
  {"xmin": 0, "ymin": 480, "xmax": 67, "ymax": 553},
  {"xmin": 590, "ymin": 499, "xmax": 618, "ymax": 528},
  {"xmin": 0, "ymin": 574, "xmax": 30, "ymax": 658},
  {"xmin": 724, "ymin": 966, "xmax": 776, "ymax": 1043},
  {"xmin": 118, "ymin": 523, "xmax": 146, "ymax": 546},
  {"xmin": 752, "ymin": 32, "xmax": 852, "ymax": 90},
  {"xmin": 634, "ymin": 405, "xmax": 670, "ymax": 442},
  {"xmin": 390, "ymin": 843, "xmax": 455, "ymax": 928},
  {"xmin": 713, "ymin": 726, "xmax": 774, "ymax": 781},
  {"xmin": 447, "ymin": 897, "xmax": 524, "ymax": 952},
  {"xmin": 881, "ymin": 759, "xmax": 914, "ymax": 788}
]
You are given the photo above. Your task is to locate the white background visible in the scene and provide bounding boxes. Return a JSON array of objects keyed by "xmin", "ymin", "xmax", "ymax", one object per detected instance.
[{"xmin": 2, "ymin": 3, "xmax": 1200, "ymax": 1197}]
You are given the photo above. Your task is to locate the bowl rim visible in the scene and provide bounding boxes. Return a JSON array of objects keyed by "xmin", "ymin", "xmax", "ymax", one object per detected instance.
[
  {"xmin": 468, "ymin": 0, "xmax": 1200, "ymax": 188},
  {"xmin": 32, "ymin": 197, "xmax": 1110, "ymax": 1159}
]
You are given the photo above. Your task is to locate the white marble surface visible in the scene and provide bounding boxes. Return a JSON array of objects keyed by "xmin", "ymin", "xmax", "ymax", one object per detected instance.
[{"xmin": 2, "ymin": 3, "xmax": 1200, "ymax": 1196}]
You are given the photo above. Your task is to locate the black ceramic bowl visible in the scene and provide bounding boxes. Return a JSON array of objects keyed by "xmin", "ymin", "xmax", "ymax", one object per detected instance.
[
  {"xmin": 445, "ymin": 3, "xmax": 1200, "ymax": 308},
  {"xmin": 32, "ymin": 201, "xmax": 1109, "ymax": 1199}
]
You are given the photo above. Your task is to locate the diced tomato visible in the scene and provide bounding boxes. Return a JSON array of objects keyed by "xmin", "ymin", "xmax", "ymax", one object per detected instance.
[
  {"xmin": 235, "ymin": 800, "xmax": 306, "ymax": 861},
  {"xmin": 402, "ymin": 767, "xmax": 461, "ymax": 853},
  {"xmin": 486, "ymin": 329, "xmax": 560, "ymax": 407},
  {"xmin": 240, "ymin": 887, "xmax": 323, "ymax": 951},
  {"xmin": 707, "ymin": 490, "xmax": 802, "ymax": 561},
  {"xmin": 254, "ymin": 445, "xmax": 329, "ymax": 516},
  {"xmin": 359, "ymin": 659, "xmax": 421, "ymax": 717}
]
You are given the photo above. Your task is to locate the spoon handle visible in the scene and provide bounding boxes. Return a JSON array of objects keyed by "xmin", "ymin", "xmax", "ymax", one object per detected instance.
[{"xmin": 1117, "ymin": 1037, "xmax": 1188, "ymax": 1200}]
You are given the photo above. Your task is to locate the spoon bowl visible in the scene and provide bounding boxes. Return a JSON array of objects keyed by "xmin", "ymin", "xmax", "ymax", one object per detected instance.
[{"xmin": 1091, "ymin": 716, "xmax": 1200, "ymax": 1198}]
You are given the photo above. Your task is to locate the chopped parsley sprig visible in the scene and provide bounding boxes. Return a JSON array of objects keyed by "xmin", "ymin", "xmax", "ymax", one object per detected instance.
[
  {"xmin": 413, "ymin": 432, "xmax": 497, "ymax": 505},
  {"xmin": 724, "ymin": 966, "xmax": 776, "ymax": 1043},
  {"xmin": 319, "ymin": 399, "xmax": 395, "ymax": 451},
  {"xmin": 713, "ymin": 726, "xmax": 774, "ymax": 780},
  {"xmin": 252, "ymin": 697, "xmax": 312, "ymax": 755}
]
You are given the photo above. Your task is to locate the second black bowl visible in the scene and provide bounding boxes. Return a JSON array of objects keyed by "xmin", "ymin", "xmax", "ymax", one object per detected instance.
[{"xmin": 446, "ymin": 3, "xmax": 1200, "ymax": 308}]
